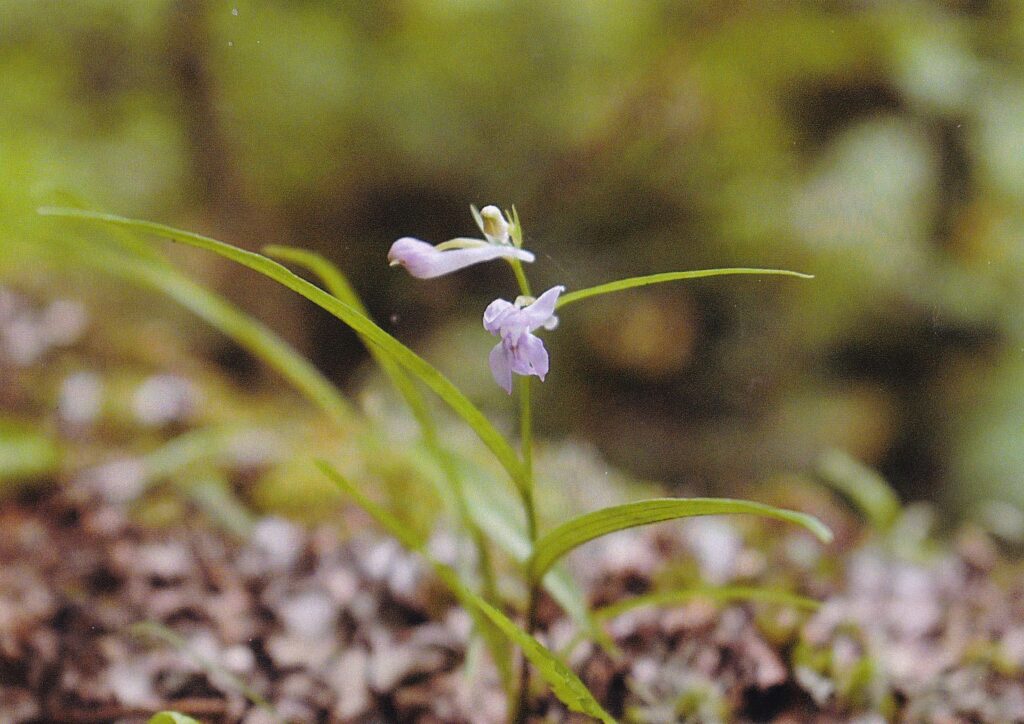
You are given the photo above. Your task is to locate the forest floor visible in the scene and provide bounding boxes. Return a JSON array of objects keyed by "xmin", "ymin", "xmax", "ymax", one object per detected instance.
[{"xmin": 2, "ymin": 286, "xmax": 1023, "ymax": 723}]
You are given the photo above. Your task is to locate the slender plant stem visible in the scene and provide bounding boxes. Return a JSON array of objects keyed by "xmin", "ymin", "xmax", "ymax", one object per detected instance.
[
  {"xmin": 511, "ymin": 260, "xmax": 533, "ymax": 299},
  {"xmin": 509, "ymin": 257, "xmax": 539, "ymax": 724}
]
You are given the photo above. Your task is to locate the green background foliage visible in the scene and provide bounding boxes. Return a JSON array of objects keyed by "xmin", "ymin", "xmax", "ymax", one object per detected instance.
[{"xmin": 4, "ymin": 0, "xmax": 1024, "ymax": 513}]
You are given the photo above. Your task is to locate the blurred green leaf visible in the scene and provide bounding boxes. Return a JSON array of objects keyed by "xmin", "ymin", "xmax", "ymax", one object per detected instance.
[
  {"xmin": 48, "ymin": 234, "xmax": 354, "ymax": 426},
  {"xmin": 528, "ymin": 497, "xmax": 833, "ymax": 582},
  {"xmin": 0, "ymin": 420, "xmax": 60, "ymax": 487},
  {"xmin": 815, "ymin": 449, "xmax": 901, "ymax": 532},
  {"xmin": 147, "ymin": 713, "xmax": 202, "ymax": 724}
]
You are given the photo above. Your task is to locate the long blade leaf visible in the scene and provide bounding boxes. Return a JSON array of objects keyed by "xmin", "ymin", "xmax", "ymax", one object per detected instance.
[
  {"xmin": 39, "ymin": 207, "xmax": 527, "ymax": 493},
  {"xmin": 317, "ymin": 461, "xmax": 614, "ymax": 723},
  {"xmin": 528, "ymin": 497, "xmax": 832, "ymax": 582},
  {"xmin": 556, "ymin": 268, "xmax": 813, "ymax": 309}
]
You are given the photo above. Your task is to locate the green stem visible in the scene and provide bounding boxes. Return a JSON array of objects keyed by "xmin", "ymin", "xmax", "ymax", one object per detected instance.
[
  {"xmin": 509, "ymin": 258, "xmax": 539, "ymax": 724},
  {"xmin": 519, "ymin": 376, "xmax": 537, "ymax": 543},
  {"xmin": 510, "ymin": 258, "xmax": 533, "ymax": 298}
]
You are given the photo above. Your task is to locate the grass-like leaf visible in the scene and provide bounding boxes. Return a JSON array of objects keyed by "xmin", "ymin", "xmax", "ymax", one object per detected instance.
[
  {"xmin": 556, "ymin": 268, "xmax": 813, "ymax": 309},
  {"xmin": 318, "ymin": 461, "xmax": 614, "ymax": 724},
  {"xmin": 528, "ymin": 497, "xmax": 833, "ymax": 582},
  {"xmin": 266, "ymin": 246, "xmax": 514, "ymax": 687},
  {"xmin": 38, "ymin": 207, "xmax": 528, "ymax": 494},
  {"xmin": 148, "ymin": 714, "xmax": 202, "ymax": 724},
  {"xmin": 816, "ymin": 448, "xmax": 901, "ymax": 532}
]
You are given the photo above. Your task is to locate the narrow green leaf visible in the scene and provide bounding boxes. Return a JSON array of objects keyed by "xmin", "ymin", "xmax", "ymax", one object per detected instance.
[
  {"xmin": 318, "ymin": 461, "xmax": 614, "ymax": 723},
  {"xmin": 816, "ymin": 448, "xmax": 901, "ymax": 532},
  {"xmin": 528, "ymin": 498, "xmax": 833, "ymax": 582},
  {"xmin": 38, "ymin": 207, "xmax": 527, "ymax": 494},
  {"xmin": 594, "ymin": 585, "xmax": 821, "ymax": 622},
  {"xmin": 556, "ymin": 268, "xmax": 813, "ymax": 309},
  {"xmin": 148, "ymin": 713, "xmax": 202, "ymax": 724}
]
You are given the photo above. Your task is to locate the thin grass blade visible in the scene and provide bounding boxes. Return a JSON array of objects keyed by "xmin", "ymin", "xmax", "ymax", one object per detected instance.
[
  {"xmin": 49, "ymin": 236, "xmax": 354, "ymax": 425},
  {"xmin": 556, "ymin": 268, "xmax": 813, "ymax": 309}
]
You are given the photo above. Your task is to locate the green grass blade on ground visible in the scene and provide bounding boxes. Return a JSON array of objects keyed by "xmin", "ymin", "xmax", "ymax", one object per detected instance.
[
  {"xmin": 527, "ymin": 498, "xmax": 833, "ymax": 583},
  {"xmin": 39, "ymin": 207, "xmax": 527, "ymax": 496},
  {"xmin": 556, "ymin": 268, "xmax": 813, "ymax": 309},
  {"xmin": 318, "ymin": 462, "xmax": 614, "ymax": 724},
  {"xmin": 0, "ymin": 419, "xmax": 60, "ymax": 490},
  {"xmin": 815, "ymin": 448, "xmax": 902, "ymax": 533}
]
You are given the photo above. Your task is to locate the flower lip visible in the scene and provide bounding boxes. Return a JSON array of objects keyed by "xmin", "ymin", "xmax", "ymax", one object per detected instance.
[{"xmin": 387, "ymin": 237, "xmax": 534, "ymax": 279}]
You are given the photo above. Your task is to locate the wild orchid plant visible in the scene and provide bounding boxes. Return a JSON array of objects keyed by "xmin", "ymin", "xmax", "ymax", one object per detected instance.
[{"xmin": 41, "ymin": 202, "xmax": 832, "ymax": 724}]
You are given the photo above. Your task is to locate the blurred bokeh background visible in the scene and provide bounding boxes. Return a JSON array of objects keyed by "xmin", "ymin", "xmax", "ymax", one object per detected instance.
[{"xmin": 3, "ymin": 0, "xmax": 1023, "ymax": 517}]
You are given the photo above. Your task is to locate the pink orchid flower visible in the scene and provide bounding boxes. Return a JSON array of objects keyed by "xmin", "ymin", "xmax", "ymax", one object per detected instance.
[{"xmin": 483, "ymin": 286, "xmax": 564, "ymax": 394}]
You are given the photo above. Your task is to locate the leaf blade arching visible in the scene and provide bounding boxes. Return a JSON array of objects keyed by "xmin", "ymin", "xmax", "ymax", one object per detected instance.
[
  {"xmin": 38, "ymin": 207, "xmax": 527, "ymax": 494},
  {"xmin": 556, "ymin": 268, "xmax": 813, "ymax": 309},
  {"xmin": 815, "ymin": 448, "xmax": 901, "ymax": 532},
  {"xmin": 317, "ymin": 461, "xmax": 615, "ymax": 724},
  {"xmin": 527, "ymin": 497, "xmax": 833, "ymax": 582}
]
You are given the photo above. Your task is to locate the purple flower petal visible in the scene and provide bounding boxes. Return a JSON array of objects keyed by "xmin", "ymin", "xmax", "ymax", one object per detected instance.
[
  {"xmin": 513, "ymin": 333, "xmax": 549, "ymax": 380},
  {"xmin": 489, "ymin": 343, "xmax": 514, "ymax": 394},
  {"xmin": 521, "ymin": 286, "xmax": 565, "ymax": 330},
  {"xmin": 388, "ymin": 237, "xmax": 535, "ymax": 279},
  {"xmin": 482, "ymin": 298, "xmax": 516, "ymax": 334}
]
